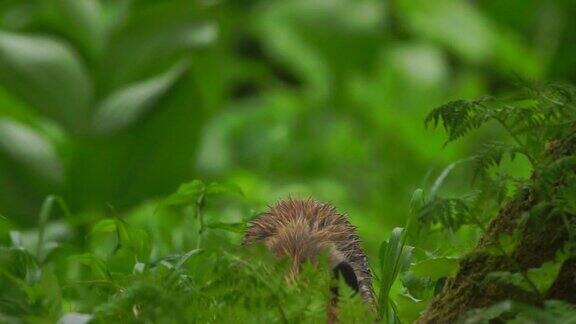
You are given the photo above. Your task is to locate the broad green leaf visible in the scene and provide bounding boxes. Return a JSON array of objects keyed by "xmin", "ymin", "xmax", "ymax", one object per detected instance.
[
  {"xmin": 161, "ymin": 180, "xmax": 205, "ymax": 208},
  {"xmin": 409, "ymin": 188, "xmax": 425, "ymax": 214},
  {"xmin": 464, "ymin": 300, "xmax": 518, "ymax": 323},
  {"xmin": 398, "ymin": 0, "xmax": 495, "ymax": 63},
  {"xmin": 378, "ymin": 228, "xmax": 406, "ymax": 275},
  {"xmin": 0, "ymin": 118, "xmax": 63, "ymax": 183},
  {"xmin": 101, "ymin": 21, "xmax": 216, "ymax": 88},
  {"xmin": 498, "ymin": 233, "xmax": 519, "ymax": 255},
  {"xmin": 486, "ymin": 248, "xmax": 569, "ymax": 295},
  {"xmin": 36, "ymin": 195, "xmax": 72, "ymax": 261},
  {"xmin": 493, "ymin": 31, "xmax": 542, "ymax": 78},
  {"xmin": 396, "ymin": 293, "xmax": 427, "ymax": 324},
  {"xmin": 205, "ymin": 222, "xmax": 245, "ymax": 234},
  {"xmin": 430, "ymin": 157, "xmax": 475, "ymax": 197},
  {"xmin": 464, "ymin": 300, "xmax": 558, "ymax": 323},
  {"xmin": 378, "ymin": 227, "xmax": 412, "ymax": 323},
  {"xmin": 114, "ymin": 218, "xmax": 151, "ymax": 262},
  {"xmin": 91, "ymin": 60, "xmax": 189, "ymax": 134},
  {"xmin": 259, "ymin": 5, "xmax": 330, "ymax": 102},
  {"xmin": 205, "ymin": 182, "xmax": 244, "ymax": 198},
  {"xmin": 401, "ymin": 246, "xmax": 415, "ymax": 273},
  {"xmin": 160, "ymin": 180, "xmax": 242, "ymax": 211},
  {"xmin": 0, "ymin": 32, "xmax": 92, "ymax": 130},
  {"xmin": 42, "ymin": 0, "xmax": 106, "ymax": 59},
  {"xmin": 407, "ymin": 188, "xmax": 425, "ymax": 230},
  {"xmin": 0, "ymin": 246, "xmax": 40, "ymax": 282},
  {"xmin": 485, "ymin": 271, "xmax": 532, "ymax": 292},
  {"xmin": 526, "ymin": 261, "xmax": 564, "ymax": 295},
  {"xmin": 69, "ymin": 253, "xmax": 111, "ymax": 280},
  {"xmin": 258, "ymin": 0, "xmax": 384, "ymax": 102},
  {"xmin": 37, "ymin": 268, "xmax": 62, "ymax": 315},
  {"xmin": 90, "ymin": 219, "xmax": 117, "ymax": 234},
  {"xmin": 526, "ymin": 249, "xmax": 568, "ymax": 294},
  {"xmin": 174, "ymin": 249, "xmax": 203, "ymax": 269},
  {"xmin": 0, "ymin": 213, "xmax": 9, "ymax": 238},
  {"xmin": 378, "ymin": 241, "xmax": 389, "ymax": 271},
  {"xmin": 411, "ymin": 257, "xmax": 459, "ymax": 280}
]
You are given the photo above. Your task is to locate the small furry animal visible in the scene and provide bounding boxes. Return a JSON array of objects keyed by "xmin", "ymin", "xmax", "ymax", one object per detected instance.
[{"xmin": 242, "ymin": 198, "xmax": 376, "ymax": 320}]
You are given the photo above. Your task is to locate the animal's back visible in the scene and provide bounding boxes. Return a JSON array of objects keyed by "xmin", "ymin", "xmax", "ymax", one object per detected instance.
[{"xmin": 243, "ymin": 198, "xmax": 376, "ymax": 307}]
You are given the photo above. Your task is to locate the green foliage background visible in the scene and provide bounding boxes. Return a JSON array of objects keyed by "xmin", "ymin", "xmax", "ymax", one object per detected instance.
[{"xmin": 0, "ymin": 0, "xmax": 576, "ymax": 323}]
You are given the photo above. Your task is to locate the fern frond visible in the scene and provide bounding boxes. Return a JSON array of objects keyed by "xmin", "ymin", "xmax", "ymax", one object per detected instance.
[
  {"xmin": 425, "ymin": 96, "xmax": 495, "ymax": 144},
  {"xmin": 419, "ymin": 196, "xmax": 473, "ymax": 231},
  {"xmin": 473, "ymin": 142, "xmax": 519, "ymax": 178},
  {"xmin": 538, "ymin": 155, "xmax": 576, "ymax": 195}
]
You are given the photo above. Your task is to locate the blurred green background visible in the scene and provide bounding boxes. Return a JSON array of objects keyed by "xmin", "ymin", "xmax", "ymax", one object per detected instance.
[{"xmin": 0, "ymin": 0, "xmax": 575, "ymax": 254}]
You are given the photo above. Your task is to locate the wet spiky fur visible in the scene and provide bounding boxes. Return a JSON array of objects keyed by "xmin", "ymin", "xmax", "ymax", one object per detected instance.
[{"xmin": 242, "ymin": 198, "xmax": 376, "ymax": 308}]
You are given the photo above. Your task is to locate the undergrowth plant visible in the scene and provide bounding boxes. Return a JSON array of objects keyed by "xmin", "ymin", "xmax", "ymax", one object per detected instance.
[
  {"xmin": 416, "ymin": 81, "xmax": 576, "ymax": 239},
  {"xmin": 0, "ymin": 180, "xmax": 372, "ymax": 323},
  {"xmin": 414, "ymin": 80, "xmax": 576, "ymax": 322}
]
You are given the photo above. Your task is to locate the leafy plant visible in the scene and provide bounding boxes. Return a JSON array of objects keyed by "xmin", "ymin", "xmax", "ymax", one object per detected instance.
[
  {"xmin": 377, "ymin": 227, "xmax": 413, "ymax": 323},
  {"xmin": 418, "ymin": 81, "xmax": 576, "ymax": 322},
  {"xmin": 465, "ymin": 300, "xmax": 576, "ymax": 324}
]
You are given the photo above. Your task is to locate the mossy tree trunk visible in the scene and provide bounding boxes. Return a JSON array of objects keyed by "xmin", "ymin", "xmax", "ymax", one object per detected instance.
[{"xmin": 417, "ymin": 136, "xmax": 576, "ymax": 323}]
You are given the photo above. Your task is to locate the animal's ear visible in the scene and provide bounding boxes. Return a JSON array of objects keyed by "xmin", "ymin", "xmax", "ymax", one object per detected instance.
[{"xmin": 332, "ymin": 261, "xmax": 359, "ymax": 293}]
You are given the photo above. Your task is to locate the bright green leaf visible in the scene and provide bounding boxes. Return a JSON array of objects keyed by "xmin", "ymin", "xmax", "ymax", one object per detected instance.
[
  {"xmin": 205, "ymin": 222, "xmax": 245, "ymax": 234},
  {"xmin": 205, "ymin": 182, "xmax": 244, "ymax": 198},
  {"xmin": 90, "ymin": 219, "xmax": 117, "ymax": 234},
  {"xmin": 411, "ymin": 257, "xmax": 459, "ymax": 280},
  {"xmin": 46, "ymin": 0, "xmax": 105, "ymax": 58},
  {"xmin": 91, "ymin": 60, "xmax": 189, "ymax": 135},
  {"xmin": 0, "ymin": 32, "xmax": 93, "ymax": 130},
  {"xmin": 114, "ymin": 218, "xmax": 151, "ymax": 262},
  {"xmin": 485, "ymin": 271, "xmax": 532, "ymax": 292},
  {"xmin": 378, "ymin": 227, "xmax": 412, "ymax": 323},
  {"xmin": 0, "ymin": 118, "xmax": 63, "ymax": 183},
  {"xmin": 161, "ymin": 180, "xmax": 205, "ymax": 208},
  {"xmin": 69, "ymin": 253, "xmax": 111, "ymax": 280},
  {"xmin": 396, "ymin": 293, "xmax": 427, "ymax": 324},
  {"xmin": 174, "ymin": 249, "xmax": 203, "ymax": 269}
]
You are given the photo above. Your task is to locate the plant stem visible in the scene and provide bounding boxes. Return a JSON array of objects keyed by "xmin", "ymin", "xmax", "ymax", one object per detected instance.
[
  {"xmin": 196, "ymin": 203, "xmax": 203, "ymax": 249},
  {"xmin": 494, "ymin": 116, "xmax": 538, "ymax": 169},
  {"xmin": 196, "ymin": 192, "xmax": 205, "ymax": 249},
  {"xmin": 36, "ymin": 197, "xmax": 54, "ymax": 260}
]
